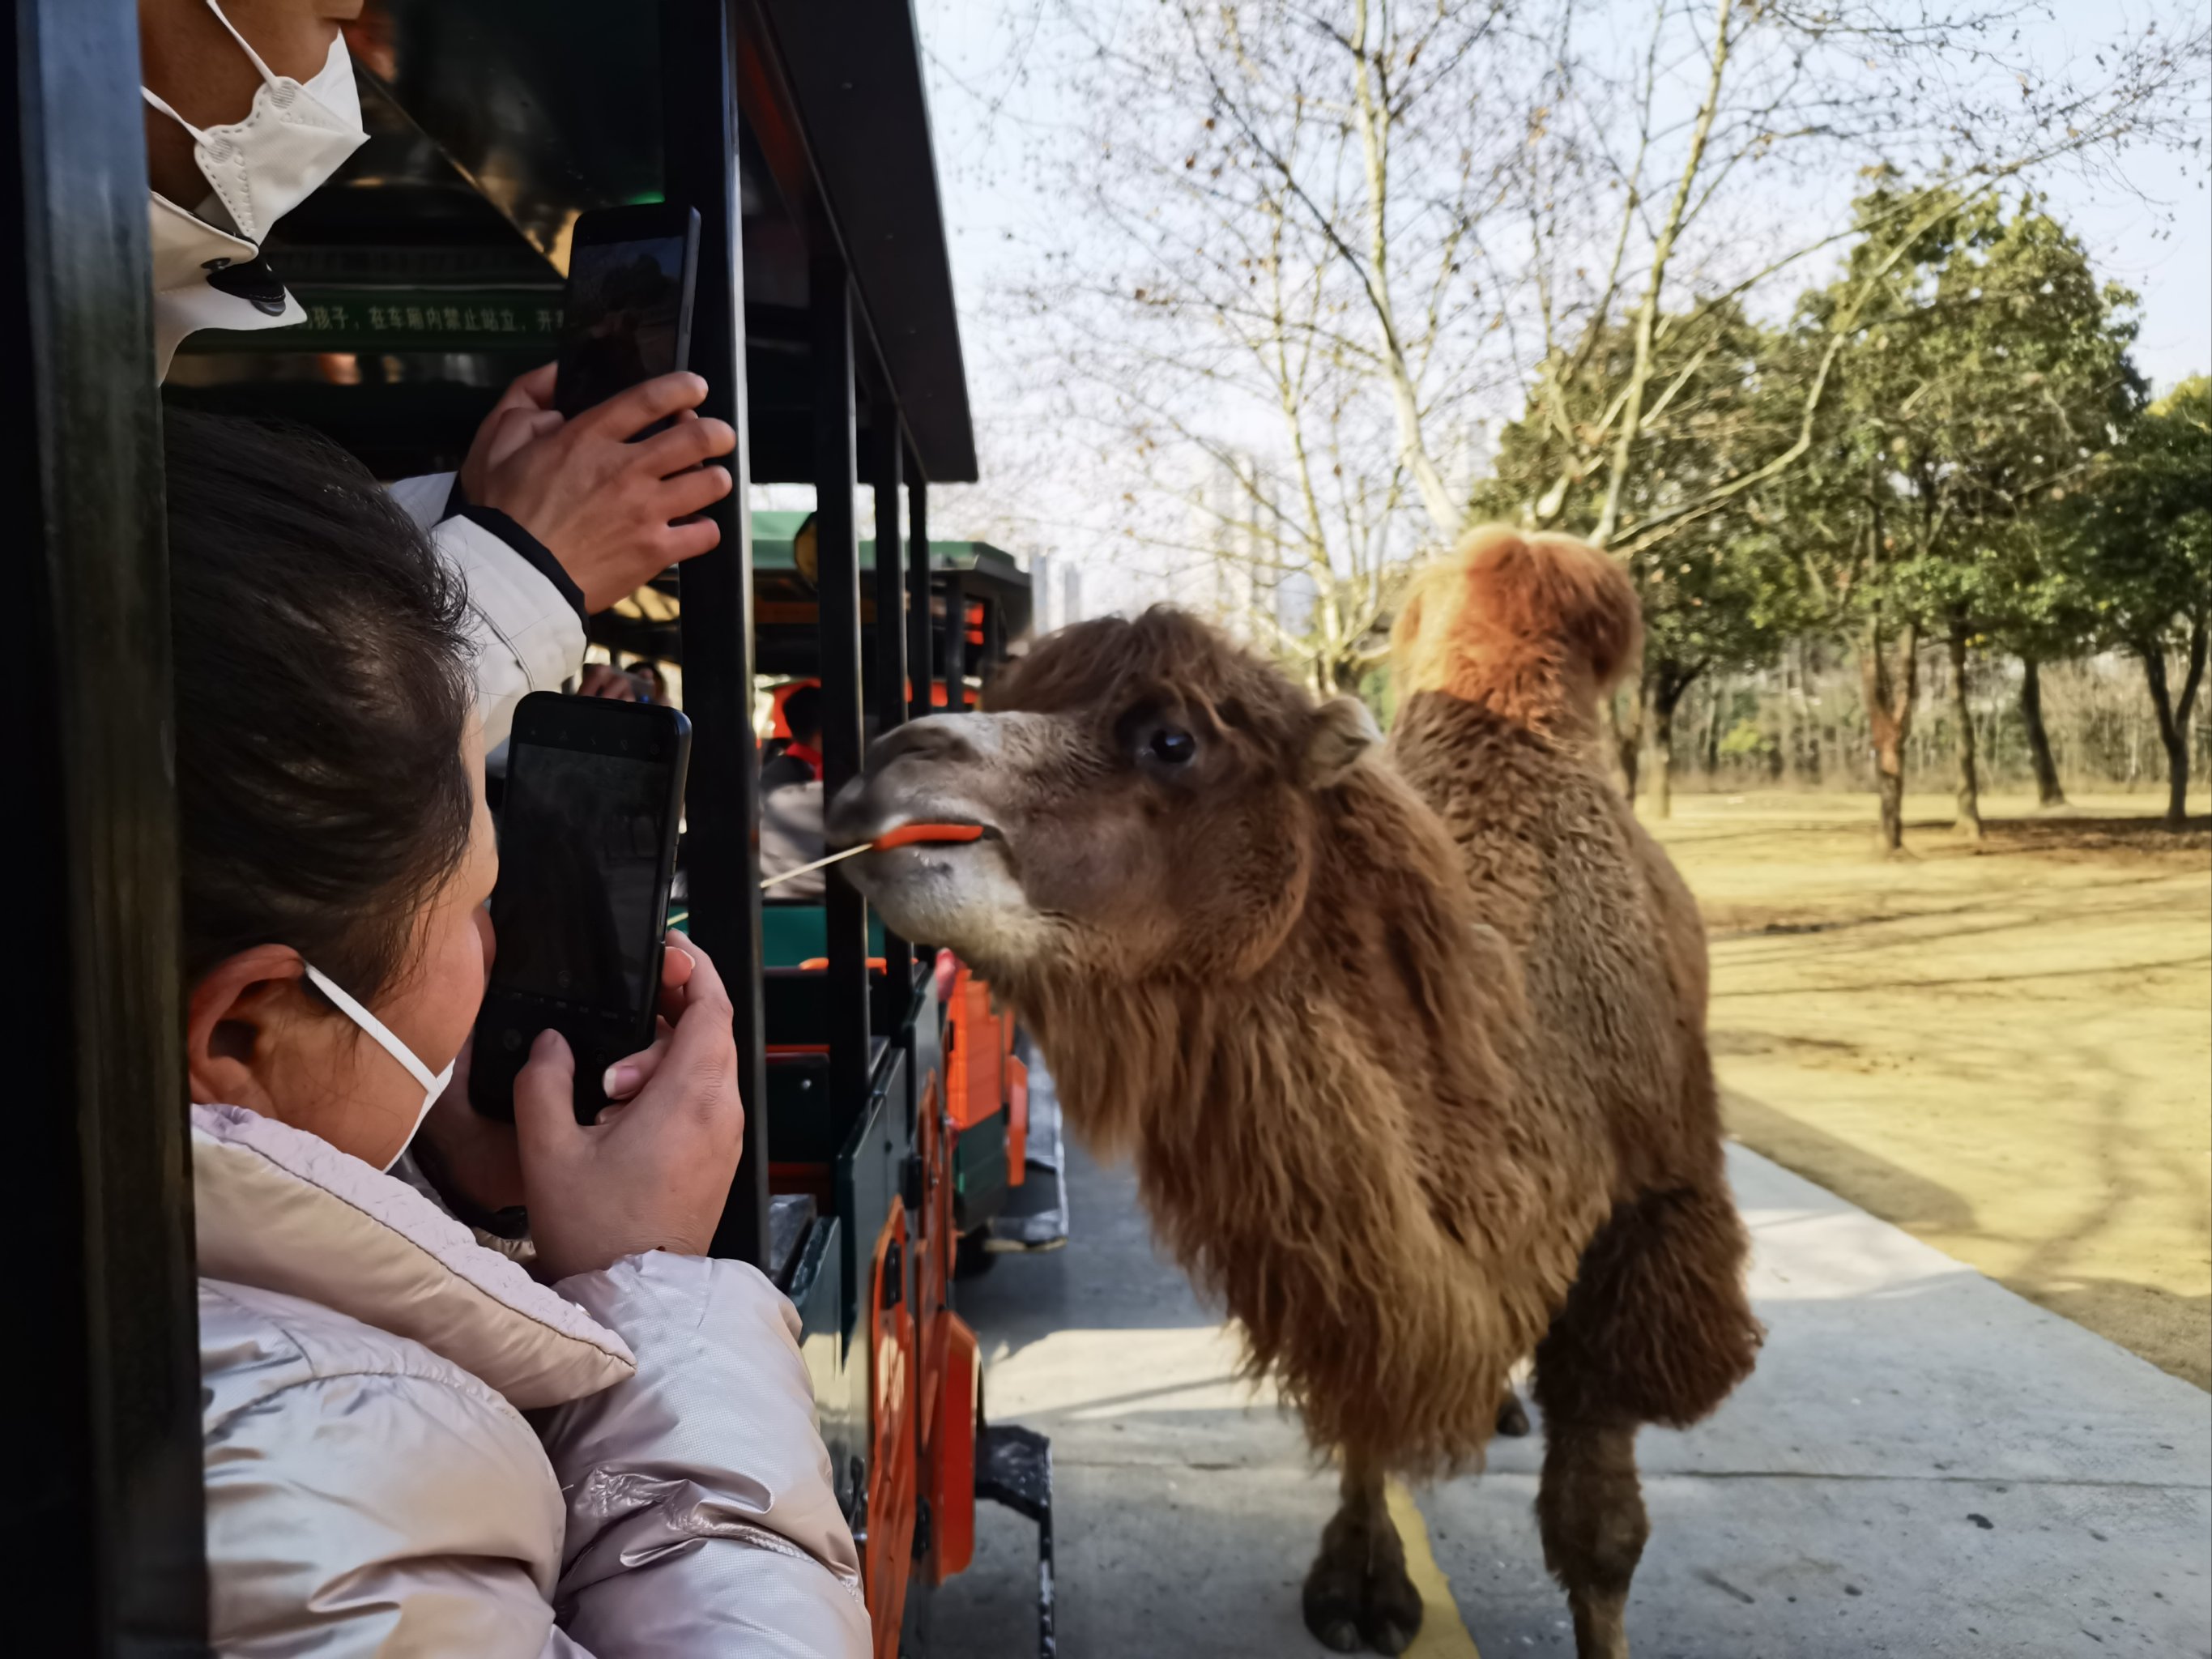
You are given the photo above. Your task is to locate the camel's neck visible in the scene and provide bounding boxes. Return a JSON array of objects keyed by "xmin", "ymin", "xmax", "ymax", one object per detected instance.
[
  {"xmin": 995, "ymin": 765, "xmax": 1596, "ymax": 1471},
  {"xmin": 1003, "ymin": 761, "xmax": 1584, "ymax": 1290}
]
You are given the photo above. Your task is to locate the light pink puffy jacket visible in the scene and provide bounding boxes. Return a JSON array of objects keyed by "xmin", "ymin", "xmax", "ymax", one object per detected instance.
[{"xmin": 193, "ymin": 1102, "xmax": 870, "ymax": 1657}]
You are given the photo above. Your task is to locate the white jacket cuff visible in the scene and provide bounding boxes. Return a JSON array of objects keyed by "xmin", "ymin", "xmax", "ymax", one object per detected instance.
[{"xmin": 433, "ymin": 513, "xmax": 586, "ymax": 753}]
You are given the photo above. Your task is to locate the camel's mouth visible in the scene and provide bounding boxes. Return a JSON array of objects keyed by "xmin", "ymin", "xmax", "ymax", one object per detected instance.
[{"xmin": 825, "ymin": 817, "xmax": 1005, "ymax": 855}]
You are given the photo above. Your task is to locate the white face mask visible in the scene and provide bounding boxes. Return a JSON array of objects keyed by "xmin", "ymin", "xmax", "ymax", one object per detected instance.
[
  {"xmin": 302, "ymin": 965, "xmax": 458, "ymax": 1173},
  {"xmin": 143, "ymin": 1, "xmax": 367, "ymax": 376}
]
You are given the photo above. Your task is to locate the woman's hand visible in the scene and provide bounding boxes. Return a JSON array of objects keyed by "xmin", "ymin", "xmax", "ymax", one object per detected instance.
[
  {"xmin": 458, "ymin": 362, "xmax": 565, "ymax": 501},
  {"xmin": 577, "ymin": 662, "xmax": 643, "ymax": 701},
  {"xmin": 465, "ymin": 371, "xmax": 737, "ymax": 614},
  {"xmin": 514, "ymin": 932, "xmax": 745, "ymax": 1282}
]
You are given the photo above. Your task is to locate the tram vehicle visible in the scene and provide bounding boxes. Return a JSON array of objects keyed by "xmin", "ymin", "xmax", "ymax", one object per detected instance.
[{"xmin": 15, "ymin": 2, "xmax": 1051, "ymax": 1653}]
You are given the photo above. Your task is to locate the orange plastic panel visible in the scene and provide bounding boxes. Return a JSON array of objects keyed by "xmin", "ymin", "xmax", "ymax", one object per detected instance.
[
  {"xmin": 925, "ymin": 1311, "xmax": 979, "ymax": 1585},
  {"xmin": 863, "ymin": 1204, "xmax": 917, "ymax": 1659},
  {"xmin": 944, "ymin": 965, "xmax": 1005, "ymax": 1132},
  {"xmin": 1005, "ymin": 1056, "xmax": 1029, "ymax": 1185}
]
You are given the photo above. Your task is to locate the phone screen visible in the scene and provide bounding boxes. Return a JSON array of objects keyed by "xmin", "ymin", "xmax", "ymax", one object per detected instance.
[
  {"xmin": 490, "ymin": 743, "xmax": 674, "ymax": 1016},
  {"xmin": 555, "ymin": 234, "xmax": 688, "ymax": 417}
]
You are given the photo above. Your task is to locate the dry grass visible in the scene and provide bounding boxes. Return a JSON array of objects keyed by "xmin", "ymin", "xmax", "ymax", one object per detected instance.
[{"xmin": 1648, "ymin": 788, "xmax": 2212, "ymax": 1389}]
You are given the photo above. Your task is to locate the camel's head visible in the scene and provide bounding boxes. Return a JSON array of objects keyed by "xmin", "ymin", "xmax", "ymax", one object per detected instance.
[{"xmin": 828, "ymin": 608, "xmax": 1380, "ymax": 985}]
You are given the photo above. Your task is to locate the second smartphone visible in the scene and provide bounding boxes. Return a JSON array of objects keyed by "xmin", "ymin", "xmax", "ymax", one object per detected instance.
[
  {"xmin": 553, "ymin": 202, "xmax": 701, "ymax": 425},
  {"xmin": 471, "ymin": 691, "xmax": 691, "ymax": 1124}
]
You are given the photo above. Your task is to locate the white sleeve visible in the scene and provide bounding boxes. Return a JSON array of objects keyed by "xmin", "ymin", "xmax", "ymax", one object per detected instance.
[
  {"xmin": 388, "ymin": 471, "xmax": 457, "ymax": 532},
  {"xmin": 438, "ymin": 516, "xmax": 586, "ymax": 753},
  {"xmin": 387, "ymin": 474, "xmax": 587, "ymax": 753}
]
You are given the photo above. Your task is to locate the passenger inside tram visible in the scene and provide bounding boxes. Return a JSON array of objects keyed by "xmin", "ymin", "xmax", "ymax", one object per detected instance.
[
  {"xmin": 126, "ymin": 7, "xmax": 887, "ymax": 1652},
  {"xmin": 139, "ymin": 0, "xmax": 738, "ymax": 756},
  {"xmin": 169, "ymin": 407, "xmax": 869, "ymax": 1655}
]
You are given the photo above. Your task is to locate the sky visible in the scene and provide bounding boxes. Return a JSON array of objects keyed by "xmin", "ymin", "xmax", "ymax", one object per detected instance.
[{"xmin": 905, "ymin": 0, "xmax": 2210, "ymax": 604}]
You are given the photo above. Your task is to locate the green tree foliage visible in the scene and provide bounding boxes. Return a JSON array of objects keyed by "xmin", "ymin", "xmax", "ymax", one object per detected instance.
[
  {"xmin": 1473, "ymin": 302, "xmax": 1805, "ymax": 814},
  {"xmin": 1788, "ymin": 181, "xmax": 2145, "ymax": 846},
  {"xmin": 2073, "ymin": 376, "xmax": 2212, "ymax": 826}
]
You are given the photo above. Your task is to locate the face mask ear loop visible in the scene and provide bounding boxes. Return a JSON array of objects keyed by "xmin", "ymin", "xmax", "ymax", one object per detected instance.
[
  {"xmin": 199, "ymin": 0, "xmax": 285, "ymax": 87},
  {"xmin": 139, "ymin": 85, "xmax": 211, "ymax": 146},
  {"xmin": 301, "ymin": 963, "xmax": 441, "ymax": 1096}
]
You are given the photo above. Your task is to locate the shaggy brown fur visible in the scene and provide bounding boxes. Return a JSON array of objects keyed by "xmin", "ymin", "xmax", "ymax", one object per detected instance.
[
  {"xmin": 1388, "ymin": 526, "xmax": 1759, "ymax": 1435},
  {"xmin": 987, "ymin": 609, "xmax": 1601, "ymax": 1473},
  {"xmin": 831, "ymin": 530, "xmax": 1758, "ymax": 1656}
]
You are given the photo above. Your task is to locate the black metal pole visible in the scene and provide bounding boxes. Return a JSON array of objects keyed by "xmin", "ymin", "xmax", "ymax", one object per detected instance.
[
  {"xmin": 662, "ymin": 0, "xmax": 769, "ymax": 1268},
  {"xmin": 982, "ymin": 598, "xmax": 1006, "ymax": 686},
  {"xmin": 870, "ymin": 421, "xmax": 913, "ymax": 992},
  {"xmin": 812, "ymin": 244, "xmax": 870, "ymax": 1130},
  {"xmin": 906, "ymin": 469, "xmax": 932, "ymax": 722},
  {"xmin": 6, "ymin": 1, "xmax": 207, "ymax": 1648},
  {"xmin": 870, "ymin": 423, "xmax": 906, "ymax": 738},
  {"xmin": 943, "ymin": 573, "xmax": 968, "ymax": 713}
]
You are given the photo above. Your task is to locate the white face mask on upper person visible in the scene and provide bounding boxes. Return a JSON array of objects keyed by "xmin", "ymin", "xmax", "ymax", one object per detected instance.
[
  {"xmin": 143, "ymin": 0, "xmax": 367, "ymax": 377},
  {"xmin": 302, "ymin": 964, "xmax": 458, "ymax": 1173}
]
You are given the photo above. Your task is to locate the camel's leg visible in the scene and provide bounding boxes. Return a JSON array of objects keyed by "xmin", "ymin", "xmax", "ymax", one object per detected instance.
[
  {"xmin": 1527, "ymin": 1175, "xmax": 1761, "ymax": 1658},
  {"xmin": 1301, "ymin": 1454, "xmax": 1424, "ymax": 1656},
  {"xmin": 1534, "ymin": 1408, "xmax": 1647, "ymax": 1659},
  {"xmin": 1495, "ymin": 1386, "xmax": 1532, "ymax": 1437}
]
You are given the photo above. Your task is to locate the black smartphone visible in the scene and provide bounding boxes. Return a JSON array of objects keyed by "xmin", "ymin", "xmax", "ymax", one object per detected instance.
[
  {"xmin": 552, "ymin": 203, "xmax": 701, "ymax": 428},
  {"xmin": 471, "ymin": 692, "xmax": 692, "ymax": 1124}
]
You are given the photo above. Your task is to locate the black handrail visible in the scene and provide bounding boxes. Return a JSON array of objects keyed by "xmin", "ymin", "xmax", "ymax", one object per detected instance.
[
  {"xmin": 8, "ymin": 0, "xmax": 207, "ymax": 1648},
  {"xmin": 663, "ymin": 0, "xmax": 771, "ymax": 1269},
  {"xmin": 812, "ymin": 243, "xmax": 871, "ymax": 1137},
  {"xmin": 872, "ymin": 422, "xmax": 914, "ymax": 992}
]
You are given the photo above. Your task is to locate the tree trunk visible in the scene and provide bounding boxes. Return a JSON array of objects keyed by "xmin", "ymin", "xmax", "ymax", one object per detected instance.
[
  {"xmin": 1651, "ymin": 680, "xmax": 1690, "ymax": 820},
  {"xmin": 2019, "ymin": 656, "xmax": 2065, "ymax": 808},
  {"xmin": 2141, "ymin": 621, "xmax": 2210, "ymax": 830},
  {"xmin": 1703, "ymin": 682, "xmax": 1725, "ymax": 777},
  {"xmin": 1946, "ymin": 616, "xmax": 1983, "ymax": 841},
  {"xmin": 1777, "ymin": 642, "xmax": 1798, "ymax": 787},
  {"xmin": 1861, "ymin": 616, "xmax": 1919, "ymax": 853},
  {"xmin": 1605, "ymin": 679, "xmax": 1647, "ymax": 804}
]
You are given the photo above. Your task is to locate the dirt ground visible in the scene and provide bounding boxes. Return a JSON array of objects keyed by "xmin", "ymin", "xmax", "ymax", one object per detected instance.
[{"xmin": 1647, "ymin": 787, "xmax": 2212, "ymax": 1389}]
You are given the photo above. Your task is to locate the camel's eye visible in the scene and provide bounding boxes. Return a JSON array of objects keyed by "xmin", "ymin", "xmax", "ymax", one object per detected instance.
[{"xmin": 1148, "ymin": 727, "xmax": 1196, "ymax": 765}]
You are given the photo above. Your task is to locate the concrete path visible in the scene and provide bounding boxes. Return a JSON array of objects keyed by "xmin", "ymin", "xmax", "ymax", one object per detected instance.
[{"xmin": 929, "ymin": 1095, "xmax": 2211, "ymax": 1657}]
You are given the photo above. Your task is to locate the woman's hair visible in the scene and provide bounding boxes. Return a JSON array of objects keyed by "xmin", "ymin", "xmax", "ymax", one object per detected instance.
[{"xmin": 166, "ymin": 408, "xmax": 475, "ymax": 1001}]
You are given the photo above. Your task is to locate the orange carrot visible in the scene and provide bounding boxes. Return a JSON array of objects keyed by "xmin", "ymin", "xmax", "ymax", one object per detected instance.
[{"xmin": 874, "ymin": 822, "xmax": 985, "ymax": 850}]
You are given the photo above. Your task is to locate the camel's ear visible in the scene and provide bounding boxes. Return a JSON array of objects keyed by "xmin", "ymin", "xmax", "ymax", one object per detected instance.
[{"xmin": 1302, "ymin": 696, "xmax": 1380, "ymax": 786}]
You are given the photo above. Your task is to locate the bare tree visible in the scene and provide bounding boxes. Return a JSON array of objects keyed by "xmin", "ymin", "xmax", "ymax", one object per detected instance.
[
  {"xmin": 939, "ymin": 0, "xmax": 2205, "ymax": 701},
  {"xmin": 995, "ymin": 0, "xmax": 1542, "ymax": 684}
]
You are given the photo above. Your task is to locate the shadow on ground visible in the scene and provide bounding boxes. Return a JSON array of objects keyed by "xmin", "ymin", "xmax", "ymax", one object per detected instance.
[{"xmin": 928, "ymin": 1137, "xmax": 2212, "ymax": 1658}]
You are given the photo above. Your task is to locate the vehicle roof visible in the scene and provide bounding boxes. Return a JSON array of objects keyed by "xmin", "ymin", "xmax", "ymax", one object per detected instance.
[
  {"xmin": 751, "ymin": 510, "xmax": 1030, "ymax": 586},
  {"xmin": 168, "ymin": 0, "xmax": 977, "ymax": 484}
]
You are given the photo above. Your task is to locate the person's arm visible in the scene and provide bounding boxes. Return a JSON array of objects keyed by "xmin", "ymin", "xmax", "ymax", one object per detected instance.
[
  {"xmin": 538, "ymin": 1256, "xmax": 871, "ymax": 1658},
  {"xmin": 759, "ymin": 783, "xmax": 828, "ymax": 899},
  {"xmin": 506, "ymin": 937, "xmax": 869, "ymax": 1658},
  {"xmin": 387, "ymin": 366, "xmax": 736, "ymax": 750},
  {"xmin": 391, "ymin": 473, "xmax": 590, "ymax": 753}
]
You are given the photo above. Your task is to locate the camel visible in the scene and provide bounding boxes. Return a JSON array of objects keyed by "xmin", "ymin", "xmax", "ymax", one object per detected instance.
[{"xmin": 827, "ymin": 526, "xmax": 1761, "ymax": 1659}]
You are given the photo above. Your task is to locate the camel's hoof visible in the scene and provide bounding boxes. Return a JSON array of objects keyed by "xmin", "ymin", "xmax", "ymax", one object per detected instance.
[
  {"xmin": 1313, "ymin": 1618, "xmax": 1363, "ymax": 1654},
  {"xmin": 1360, "ymin": 1563, "xmax": 1424, "ymax": 1655},
  {"xmin": 1304, "ymin": 1571, "xmax": 1365, "ymax": 1653},
  {"xmin": 1495, "ymin": 1392, "xmax": 1532, "ymax": 1438},
  {"xmin": 1365, "ymin": 1617, "xmax": 1418, "ymax": 1657},
  {"xmin": 1305, "ymin": 1542, "xmax": 1425, "ymax": 1654}
]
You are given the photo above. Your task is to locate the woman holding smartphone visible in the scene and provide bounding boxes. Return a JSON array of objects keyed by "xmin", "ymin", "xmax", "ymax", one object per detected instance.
[{"xmin": 171, "ymin": 409, "xmax": 867, "ymax": 1657}]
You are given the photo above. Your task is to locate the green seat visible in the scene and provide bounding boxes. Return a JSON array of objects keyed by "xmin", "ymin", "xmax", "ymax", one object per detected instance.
[{"xmin": 762, "ymin": 904, "xmax": 887, "ymax": 968}]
